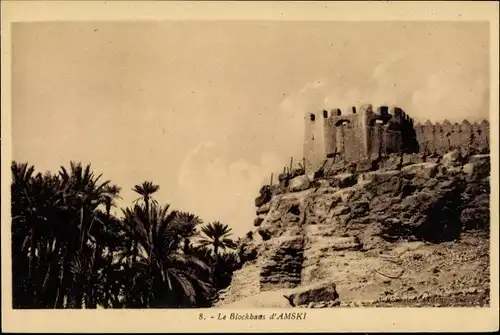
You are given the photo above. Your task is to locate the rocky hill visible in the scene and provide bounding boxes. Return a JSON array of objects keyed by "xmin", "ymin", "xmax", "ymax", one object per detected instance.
[{"xmin": 215, "ymin": 150, "xmax": 491, "ymax": 308}]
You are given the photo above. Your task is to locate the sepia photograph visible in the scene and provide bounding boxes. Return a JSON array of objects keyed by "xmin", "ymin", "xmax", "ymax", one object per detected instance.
[{"xmin": 1, "ymin": 1, "xmax": 499, "ymax": 333}]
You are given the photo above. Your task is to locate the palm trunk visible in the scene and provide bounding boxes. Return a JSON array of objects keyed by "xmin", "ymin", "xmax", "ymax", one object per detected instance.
[
  {"xmin": 145, "ymin": 197, "xmax": 153, "ymax": 260},
  {"xmin": 36, "ymin": 240, "xmax": 47, "ymax": 306},
  {"xmin": 54, "ymin": 242, "xmax": 66, "ymax": 309},
  {"xmin": 213, "ymin": 245, "xmax": 219, "ymax": 288},
  {"xmin": 183, "ymin": 239, "xmax": 190, "ymax": 254},
  {"xmin": 87, "ymin": 250, "xmax": 98, "ymax": 309},
  {"xmin": 29, "ymin": 228, "xmax": 37, "ymax": 306},
  {"xmin": 106, "ymin": 202, "xmax": 111, "ymax": 219}
]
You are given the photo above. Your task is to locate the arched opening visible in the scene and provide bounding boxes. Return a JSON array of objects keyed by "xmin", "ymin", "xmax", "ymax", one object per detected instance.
[
  {"xmin": 336, "ymin": 109, "xmax": 342, "ymax": 116},
  {"xmin": 310, "ymin": 113, "xmax": 316, "ymax": 121},
  {"xmin": 323, "ymin": 110, "xmax": 328, "ymax": 118},
  {"xmin": 379, "ymin": 106, "xmax": 389, "ymax": 116},
  {"xmin": 352, "ymin": 106, "xmax": 357, "ymax": 114}
]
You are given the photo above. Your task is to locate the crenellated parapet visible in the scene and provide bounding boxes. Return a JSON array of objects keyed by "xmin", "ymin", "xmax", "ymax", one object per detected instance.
[
  {"xmin": 303, "ymin": 102, "xmax": 489, "ymax": 173},
  {"xmin": 414, "ymin": 119, "xmax": 489, "ymax": 155},
  {"xmin": 304, "ymin": 104, "xmax": 418, "ymax": 172}
]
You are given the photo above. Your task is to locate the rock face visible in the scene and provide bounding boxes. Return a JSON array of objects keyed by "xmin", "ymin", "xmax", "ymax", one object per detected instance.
[
  {"xmin": 284, "ymin": 281, "xmax": 339, "ymax": 306},
  {"xmin": 216, "ymin": 151, "xmax": 491, "ymax": 308}
]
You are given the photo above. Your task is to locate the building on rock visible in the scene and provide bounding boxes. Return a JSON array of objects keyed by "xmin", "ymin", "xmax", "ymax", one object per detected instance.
[{"xmin": 303, "ymin": 104, "xmax": 489, "ymax": 173}]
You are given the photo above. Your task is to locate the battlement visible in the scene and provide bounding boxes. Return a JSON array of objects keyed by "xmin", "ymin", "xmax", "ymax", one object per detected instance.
[
  {"xmin": 319, "ymin": 104, "xmax": 412, "ymax": 120},
  {"xmin": 303, "ymin": 104, "xmax": 489, "ymax": 173},
  {"xmin": 414, "ymin": 119, "xmax": 489, "ymax": 155}
]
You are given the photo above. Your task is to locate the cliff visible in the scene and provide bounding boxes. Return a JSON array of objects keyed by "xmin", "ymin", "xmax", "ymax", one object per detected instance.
[{"xmin": 215, "ymin": 149, "xmax": 491, "ymax": 308}]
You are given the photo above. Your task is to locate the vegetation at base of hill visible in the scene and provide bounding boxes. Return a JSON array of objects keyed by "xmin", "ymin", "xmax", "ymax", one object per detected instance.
[{"xmin": 11, "ymin": 161, "xmax": 241, "ymax": 309}]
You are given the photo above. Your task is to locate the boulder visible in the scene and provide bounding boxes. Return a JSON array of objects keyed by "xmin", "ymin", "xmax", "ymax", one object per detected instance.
[
  {"xmin": 358, "ymin": 170, "xmax": 400, "ymax": 185},
  {"xmin": 256, "ymin": 202, "xmax": 271, "ymax": 215},
  {"xmin": 289, "ymin": 175, "xmax": 311, "ymax": 192},
  {"xmin": 463, "ymin": 155, "xmax": 490, "ymax": 181},
  {"xmin": 361, "ymin": 172, "xmax": 406, "ymax": 196},
  {"xmin": 331, "ymin": 173, "xmax": 357, "ymax": 188},
  {"xmin": 290, "ymin": 168, "xmax": 305, "ymax": 178},
  {"xmin": 255, "ymin": 185, "xmax": 273, "ymax": 207},
  {"xmin": 254, "ymin": 214, "xmax": 266, "ymax": 227},
  {"xmin": 379, "ymin": 155, "xmax": 400, "ymax": 171},
  {"xmin": 357, "ymin": 158, "xmax": 379, "ymax": 172},
  {"xmin": 255, "ymin": 195, "xmax": 268, "ymax": 207},
  {"xmin": 238, "ymin": 233, "xmax": 261, "ymax": 263},
  {"xmin": 461, "ymin": 207, "xmax": 490, "ymax": 230},
  {"xmin": 460, "ymin": 193, "xmax": 490, "ymax": 230},
  {"xmin": 401, "ymin": 163, "xmax": 438, "ymax": 179},
  {"xmin": 286, "ymin": 281, "xmax": 340, "ymax": 306},
  {"xmin": 401, "ymin": 153, "xmax": 425, "ymax": 167},
  {"xmin": 442, "ymin": 150, "xmax": 462, "ymax": 167},
  {"xmin": 441, "ymin": 166, "xmax": 463, "ymax": 177}
]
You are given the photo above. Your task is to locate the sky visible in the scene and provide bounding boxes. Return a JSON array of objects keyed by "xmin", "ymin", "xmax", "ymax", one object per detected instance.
[{"xmin": 12, "ymin": 21, "xmax": 490, "ymax": 237}]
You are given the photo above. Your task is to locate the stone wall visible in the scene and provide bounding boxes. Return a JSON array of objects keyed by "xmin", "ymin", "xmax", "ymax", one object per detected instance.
[
  {"xmin": 304, "ymin": 104, "xmax": 419, "ymax": 172},
  {"xmin": 323, "ymin": 108, "xmax": 366, "ymax": 162},
  {"xmin": 414, "ymin": 120, "xmax": 489, "ymax": 155},
  {"xmin": 303, "ymin": 104, "xmax": 489, "ymax": 174},
  {"xmin": 303, "ymin": 111, "xmax": 327, "ymax": 174}
]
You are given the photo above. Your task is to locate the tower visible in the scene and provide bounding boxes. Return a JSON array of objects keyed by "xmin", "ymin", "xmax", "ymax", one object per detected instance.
[
  {"xmin": 303, "ymin": 103, "xmax": 415, "ymax": 172},
  {"xmin": 303, "ymin": 111, "xmax": 326, "ymax": 173}
]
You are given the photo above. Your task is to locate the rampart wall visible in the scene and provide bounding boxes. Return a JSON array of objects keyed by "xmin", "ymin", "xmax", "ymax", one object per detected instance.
[
  {"xmin": 304, "ymin": 104, "xmax": 420, "ymax": 172},
  {"xmin": 414, "ymin": 120, "xmax": 490, "ymax": 155},
  {"xmin": 304, "ymin": 103, "xmax": 489, "ymax": 173}
]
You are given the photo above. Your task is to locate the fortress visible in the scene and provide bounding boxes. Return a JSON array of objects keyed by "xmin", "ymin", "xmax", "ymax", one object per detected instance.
[
  {"xmin": 218, "ymin": 104, "xmax": 491, "ymax": 309},
  {"xmin": 303, "ymin": 104, "xmax": 490, "ymax": 172}
]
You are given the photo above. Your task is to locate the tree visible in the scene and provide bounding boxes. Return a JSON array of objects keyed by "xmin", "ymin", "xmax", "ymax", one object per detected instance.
[
  {"xmin": 197, "ymin": 221, "xmax": 237, "ymax": 288},
  {"xmin": 132, "ymin": 181, "xmax": 159, "ymax": 214},
  {"xmin": 57, "ymin": 162, "xmax": 111, "ymax": 308},
  {"xmin": 11, "ymin": 162, "xmax": 58, "ymax": 308},
  {"xmin": 103, "ymin": 185, "xmax": 122, "ymax": 219},
  {"xmin": 117, "ymin": 203, "xmax": 213, "ymax": 307},
  {"xmin": 11, "ymin": 161, "xmax": 238, "ymax": 309}
]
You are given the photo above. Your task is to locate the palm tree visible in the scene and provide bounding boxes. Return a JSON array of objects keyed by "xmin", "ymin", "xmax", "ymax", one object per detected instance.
[
  {"xmin": 170, "ymin": 211, "xmax": 203, "ymax": 254},
  {"xmin": 11, "ymin": 161, "xmax": 237, "ymax": 309},
  {"xmin": 56, "ymin": 162, "xmax": 111, "ymax": 308},
  {"xmin": 132, "ymin": 181, "xmax": 159, "ymax": 214},
  {"xmin": 117, "ymin": 203, "xmax": 213, "ymax": 307},
  {"xmin": 197, "ymin": 221, "xmax": 237, "ymax": 287},
  {"xmin": 198, "ymin": 221, "xmax": 237, "ymax": 259},
  {"xmin": 11, "ymin": 162, "xmax": 47, "ymax": 307},
  {"xmin": 132, "ymin": 181, "xmax": 160, "ymax": 263},
  {"xmin": 103, "ymin": 185, "xmax": 122, "ymax": 219},
  {"xmin": 216, "ymin": 251, "xmax": 241, "ymax": 288}
]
